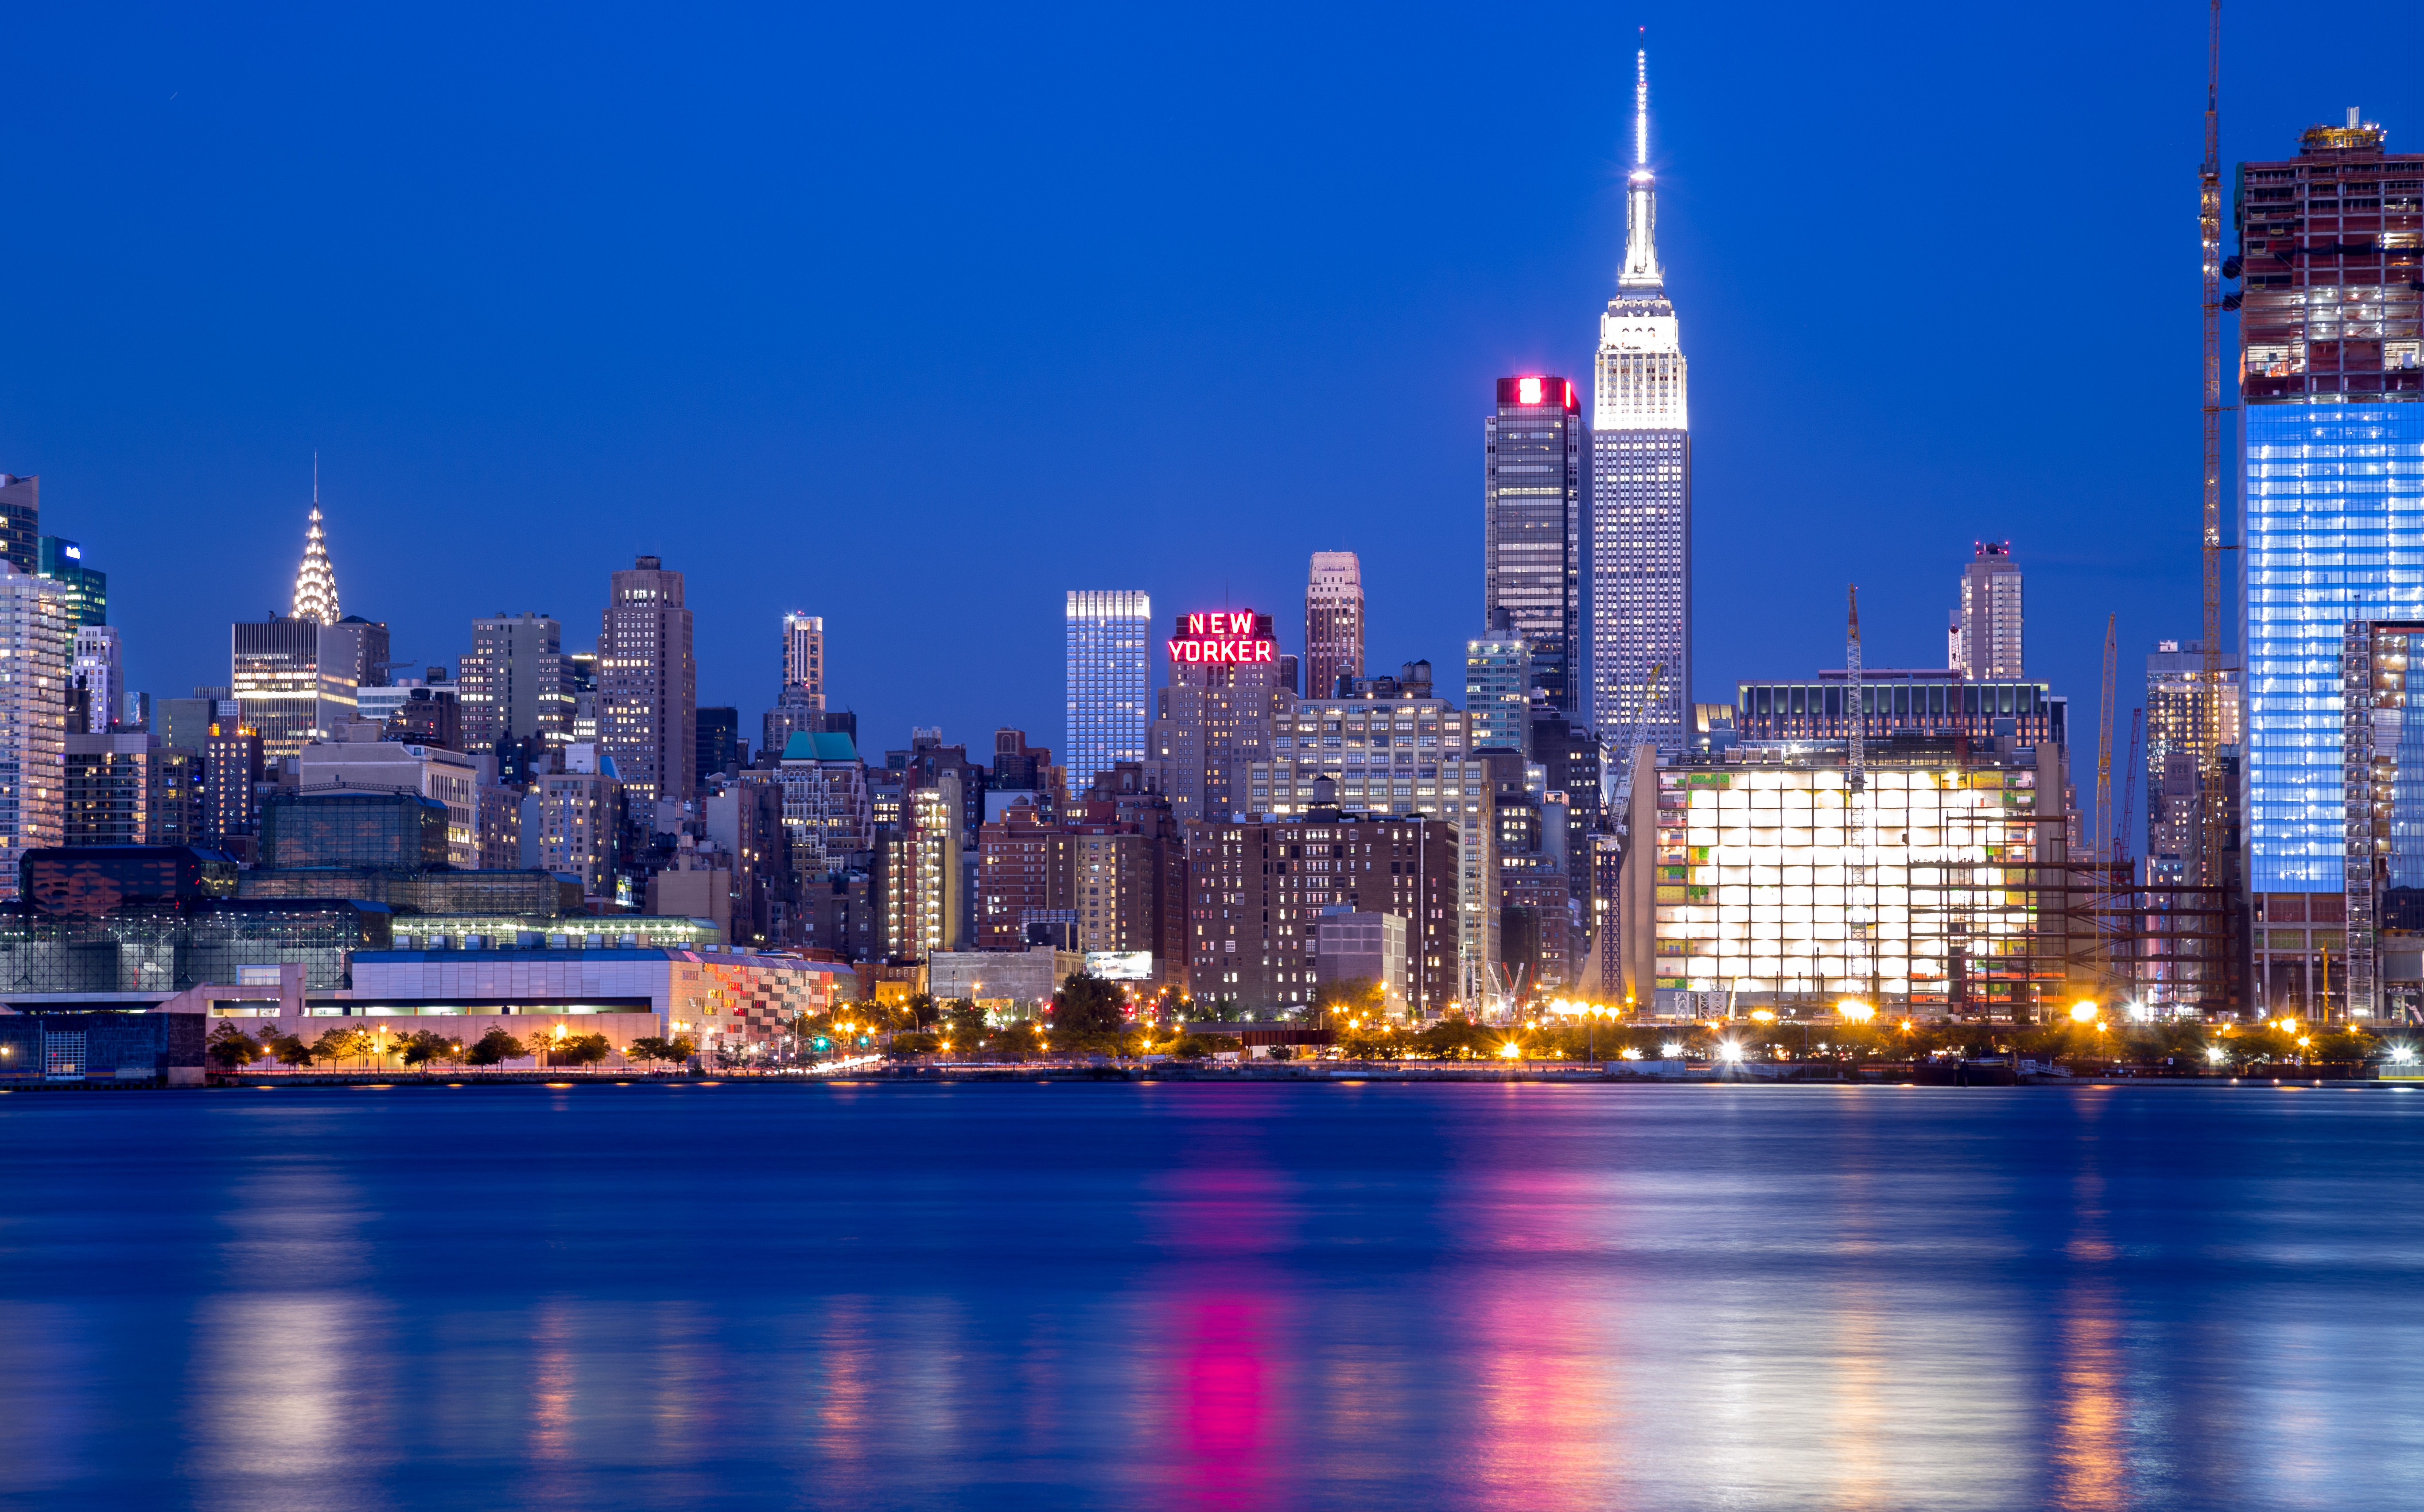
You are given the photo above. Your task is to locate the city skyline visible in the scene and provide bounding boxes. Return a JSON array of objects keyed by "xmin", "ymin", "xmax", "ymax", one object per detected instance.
[{"xmin": 2, "ymin": 6, "xmax": 2418, "ymax": 766}]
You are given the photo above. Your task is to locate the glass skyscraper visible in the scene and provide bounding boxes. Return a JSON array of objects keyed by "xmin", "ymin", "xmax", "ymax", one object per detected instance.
[
  {"xmin": 2239, "ymin": 117, "xmax": 2424, "ymax": 899},
  {"xmin": 1589, "ymin": 49, "xmax": 1690, "ymax": 752},
  {"xmin": 1484, "ymin": 376, "xmax": 1581, "ymax": 713},
  {"xmin": 1064, "ymin": 590, "xmax": 1150, "ymax": 794}
]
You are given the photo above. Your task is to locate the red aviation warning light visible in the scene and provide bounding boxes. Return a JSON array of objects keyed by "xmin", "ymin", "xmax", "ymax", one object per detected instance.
[{"xmin": 1496, "ymin": 375, "xmax": 1579, "ymax": 412}]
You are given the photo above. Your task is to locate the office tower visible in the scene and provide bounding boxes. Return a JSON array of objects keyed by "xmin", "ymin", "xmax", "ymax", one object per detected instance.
[
  {"xmin": 1151, "ymin": 609, "xmax": 1293, "ymax": 827},
  {"xmin": 1954, "ymin": 541, "xmax": 2024, "ymax": 678},
  {"xmin": 782, "ymin": 613, "xmax": 825, "ymax": 708},
  {"xmin": 1304, "ymin": 553, "xmax": 1365, "ymax": 699},
  {"xmin": 71, "ymin": 626, "xmax": 122, "ymax": 734},
  {"xmin": 320, "ymin": 616, "xmax": 391, "ymax": 697},
  {"xmin": 0, "ymin": 565, "xmax": 71, "ymax": 896},
  {"xmin": 2145, "ymin": 639, "xmax": 2241, "ymax": 880},
  {"xmin": 1485, "ymin": 375, "xmax": 1584, "ymax": 711},
  {"xmin": 1065, "ymin": 590, "xmax": 1151, "ymax": 794},
  {"xmin": 598, "ymin": 556, "xmax": 696, "ymax": 807},
  {"xmin": 203, "ymin": 702, "xmax": 264, "ymax": 845},
  {"xmin": 0, "ymin": 474, "xmax": 38, "ymax": 573},
  {"xmin": 291, "ymin": 496, "xmax": 340, "ymax": 625},
  {"xmin": 1183, "ymin": 809, "xmax": 1460, "ymax": 1016},
  {"xmin": 697, "ymin": 706, "xmax": 741, "ymax": 781},
  {"xmin": 460, "ymin": 612, "xmax": 571, "ymax": 753},
  {"xmin": 230, "ymin": 617, "xmax": 357, "ymax": 762},
  {"xmin": 37, "ymin": 537, "xmax": 106, "ymax": 630},
  {"xmin": 1465, "ymin": 609, "xmax": 1533, "ymax": 755},
  {"xmin": 2240, "ymin": 114, "xmax": 2424, "ymax": 906},
  {"xmin": 1589, "ymin": 49, "xmax": 1691, "ymax": 752}
]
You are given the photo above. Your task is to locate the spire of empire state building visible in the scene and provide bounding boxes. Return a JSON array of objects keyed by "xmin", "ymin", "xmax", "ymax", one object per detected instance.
[
  {"xmin": 1618, "ymin": 47, "xmax": 1664, "ymax": 291},
  {"xmin": 1587, "ymin": 41, "xmax": 1692, "ymax": 756},
  {"xmin": 291, "ymin": 461, "xmax": 340, "ymax": 624}
]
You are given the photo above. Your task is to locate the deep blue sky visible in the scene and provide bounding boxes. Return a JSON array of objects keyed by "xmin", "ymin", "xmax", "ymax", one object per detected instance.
[{"xmin": 4, "ymin": 2, "xmax": 2420, "ymax": 791}]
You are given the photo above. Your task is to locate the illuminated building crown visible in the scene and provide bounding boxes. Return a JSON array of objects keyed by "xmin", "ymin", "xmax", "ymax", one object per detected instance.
[{"xmin": 291, "ymin": 496, "xmax": 339, "ymax": 625}]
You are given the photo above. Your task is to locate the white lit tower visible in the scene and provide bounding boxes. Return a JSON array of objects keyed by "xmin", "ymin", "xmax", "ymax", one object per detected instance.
[
  {"xmin": 291, "ymin": 462, "xmax": 340, "ymax": 626},
  {"xmin": 1588, "ymin": 47, "xmax": 1691, "ymax": 752}
]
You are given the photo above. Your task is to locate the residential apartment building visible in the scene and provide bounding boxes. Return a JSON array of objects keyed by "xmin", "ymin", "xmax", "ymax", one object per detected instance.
[
  {"xmin": 0, "ymin": 564, "xmax": 71, "ymax": 898},
  {"xmin": 1184, "ymin": 808, "xmax": 1459, "ymax": 1016}
]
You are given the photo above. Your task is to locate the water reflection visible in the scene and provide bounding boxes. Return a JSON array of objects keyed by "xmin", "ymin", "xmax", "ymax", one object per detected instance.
[{"xmin": 2, "ymin": 1086, "xmax": 2424, "ymax": 1508}]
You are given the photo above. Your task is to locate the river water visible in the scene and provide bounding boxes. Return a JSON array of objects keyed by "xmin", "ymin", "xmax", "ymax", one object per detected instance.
[{"xmin": 4, "ymin": 1080, "xmax": 2422, "ymax": 1510}]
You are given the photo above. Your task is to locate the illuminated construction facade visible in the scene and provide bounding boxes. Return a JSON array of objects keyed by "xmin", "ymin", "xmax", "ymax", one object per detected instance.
[
  {"xmin": 1620, "ymin": 741, "xmax": 2065, "ymax": 1017},
  {"xmin": 1733, "ymin": 672, "xmax": 2065, "ymax": 747},
  {"xmin": 2239, "ymin": 116, "xmax": 2424, "ymax": 901}
]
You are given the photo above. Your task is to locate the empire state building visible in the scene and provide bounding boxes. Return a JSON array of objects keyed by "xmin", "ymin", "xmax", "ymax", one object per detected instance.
[{"xmin": 1589, "ymin": 48, "xmax": 1690, "ymax": 753}]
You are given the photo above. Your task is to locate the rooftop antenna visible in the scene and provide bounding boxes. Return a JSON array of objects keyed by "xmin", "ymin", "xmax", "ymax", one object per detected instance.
[{"xmin": 1634, "ymin": 29, "xmax": 1648, "ymax": 168}]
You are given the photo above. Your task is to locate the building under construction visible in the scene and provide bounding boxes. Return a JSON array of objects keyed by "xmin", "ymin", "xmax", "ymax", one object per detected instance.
[{"xmin": 2235, "ymin": 111, "xmax": 2424, "ymax": 1020}]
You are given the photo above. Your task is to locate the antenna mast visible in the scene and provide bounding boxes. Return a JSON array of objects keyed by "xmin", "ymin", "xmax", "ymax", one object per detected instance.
[{"xmin": 2199, "ymin": 0, "xmax": 2226, "ymax": 890}]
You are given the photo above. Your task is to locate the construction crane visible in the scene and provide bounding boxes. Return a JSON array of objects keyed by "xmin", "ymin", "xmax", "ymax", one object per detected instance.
[
  {"xmin": 1601, "ymin": 662, "xmax": 1668, "ymax": 853},
  {"xmin": 1847, "ymin": 586, "xmax": 1874, "ymax": 1003},
  {"xmin": 2198, "ymin": 0, "xmax": 2227, "ymax": 883},
  {"xmin": 2095, "ymin": 613, "xmax": 2117, "ymax": 858}
]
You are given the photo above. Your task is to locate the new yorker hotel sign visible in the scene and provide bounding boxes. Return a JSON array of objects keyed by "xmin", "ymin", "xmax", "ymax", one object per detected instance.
[{"xmin": 1167, "ymin": 611, "xmax": 1274, "ymax": 665}]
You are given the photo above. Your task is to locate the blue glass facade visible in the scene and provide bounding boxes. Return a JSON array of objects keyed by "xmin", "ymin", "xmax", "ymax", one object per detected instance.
[{"xmin": 2245, "ymin": 404, "xmax": 2424, "ymax": 892}]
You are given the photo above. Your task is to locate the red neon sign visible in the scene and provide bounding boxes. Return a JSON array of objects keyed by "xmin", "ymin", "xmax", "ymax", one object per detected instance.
[{"xmin": 1168, "ymin": 610, "xmax": 1275, "ymax": 665}]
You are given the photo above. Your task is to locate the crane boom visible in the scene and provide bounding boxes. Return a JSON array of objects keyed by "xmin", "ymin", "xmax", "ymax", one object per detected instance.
[
  {"xmin": 1603, "ymin": 662, "xmax": 1668, "ymax": 848},
  {"xmin": 2116, "ymin": 707, "xmax": 2144, "ymax": 868},
  {"xmin": 2199, "ymin": 0, "xmax": 2226, "ymax": 885},
  {"xmin": 2096, "ymin": 613, "xmax": 2117, "ymax": 858}
]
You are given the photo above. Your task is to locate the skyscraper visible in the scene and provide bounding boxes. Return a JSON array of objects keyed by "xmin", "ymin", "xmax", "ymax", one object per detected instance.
[
  {"xmin": 1588, "ymin": 49, "xmax": 1691, "ymax": 752},
  {"xmin": 36, "ymin": 537, "xmax": 105, "ymax": 631},
  {"xmin": 0, "ymin": 564, "xmax": 71, "ymax": 898},
  {"xmin": 1485, "ymin": 375, "xmax": 1583, "ymax": 712},
  {"xmin": 460, "ymin": 612, "xmax": 572, "ymax": 754},
  {"xmin": 1304, "ymin": 553, "xmax": 1364, "ymax": 699},
  {"xmin": 2239, "ymin": 113, "xmax": 2424, "ymax": 898},
  {"xmin": 782, "ymin": 613, "xmax": 825, "ymax": 708},
  {"xmin": 600, "ymin": 556, "xmax": 697, "ymax": 808},
  {"xmin": 1065, "ymin": 590, "xmax": 1150, "ymax": 795},
  {"xmin": 291, "ymin": 488, "xmax": 339, "ymax": 625},
  {"xmin": 1954, "ymin": 541, "xmax": 2024, "ymax": 678},
  {"xmin": 230, "ymin": 617, "xmax": 357, "ymax": 761}
]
